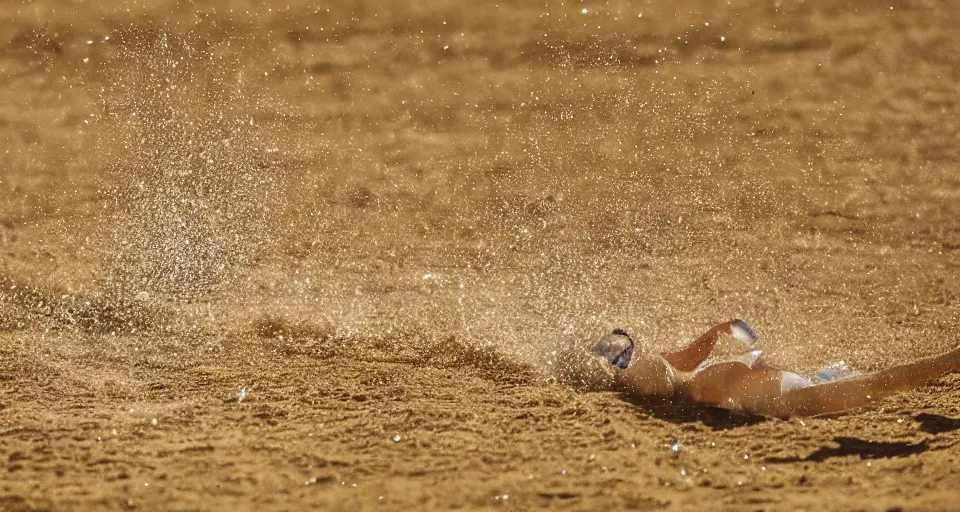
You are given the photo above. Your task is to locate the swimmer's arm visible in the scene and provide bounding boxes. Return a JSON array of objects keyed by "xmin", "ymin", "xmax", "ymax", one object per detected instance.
[
  {"xmin": 779, "ymin": 346, "xmax": 960, "ymax": 417},
  {"xmin": 684, "ymin": 346, "xmax": 960, "ymax": 417},
  {"xmin": 661, "ymin": 319, "xmax": 758, "ymax": 372}
]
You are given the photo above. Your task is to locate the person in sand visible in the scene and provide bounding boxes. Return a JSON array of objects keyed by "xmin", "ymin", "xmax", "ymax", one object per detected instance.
[{"xmin": 556, "ymin": 319, "xmax": 960, "ymax": 418}]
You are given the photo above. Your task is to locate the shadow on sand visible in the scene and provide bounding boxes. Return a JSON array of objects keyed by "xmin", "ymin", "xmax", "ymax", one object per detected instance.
[
  {"xmin": 619, "ymin": 397, "xmax": 960, "ymax": 461},
  {"xmin": 914, "ymin": 413, "xmax": 960, "ymax": 434},
  {"xmin": 618, "ymin": 393, "xmax": 768, "ymax": 430},
  {"xmin": 763, "ymin": 413, "xmax": 960, "ymax": 463},
  {"xmin": 765, "ymin": 437, "xmax": 930, "ymax": 463}
]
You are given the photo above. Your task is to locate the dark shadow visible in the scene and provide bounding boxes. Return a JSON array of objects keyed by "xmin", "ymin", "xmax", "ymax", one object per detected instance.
[
  {"xmin": 766, "ymin": 437, "xmax": 929, "ymax": 463},
  {"xmin": 619, "ymin": 393, "xmax": 768, "ymax": 431},
  {"xmin": 914, "ymin": 413, "xmax": 960, "ymax": 434}
]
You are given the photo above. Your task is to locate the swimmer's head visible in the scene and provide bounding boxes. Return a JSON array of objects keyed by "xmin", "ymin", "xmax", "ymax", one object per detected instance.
[{"xmin": 592, "ymin": 328, "xmax": 634, "ymax": 369}]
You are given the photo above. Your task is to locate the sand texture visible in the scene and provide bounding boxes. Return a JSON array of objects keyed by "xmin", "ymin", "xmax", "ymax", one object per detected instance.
[{"xmin": 2, "ymin": 1, "xmax": 960, "ymax": 510}]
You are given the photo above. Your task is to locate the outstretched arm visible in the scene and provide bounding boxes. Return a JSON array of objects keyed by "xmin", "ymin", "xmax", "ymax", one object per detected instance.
[
  {"xmin": 680, "ymin": 345, "xmax": 960, "ymax": 417},
  {"xmin": 777, "ymin": 346, "xmax": 960, "ymax": 417}
]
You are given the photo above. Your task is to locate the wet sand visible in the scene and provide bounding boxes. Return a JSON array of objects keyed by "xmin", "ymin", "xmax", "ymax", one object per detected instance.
[{"xmin": 2, "ymin": 1, "xmax": 960, "ymax": 510}]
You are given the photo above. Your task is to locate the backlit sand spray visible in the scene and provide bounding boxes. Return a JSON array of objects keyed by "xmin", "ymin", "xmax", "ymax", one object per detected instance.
[
  {"xmin": 95, "ymin": 30, "xmax": 282, "ymax": 306},
  {"xmin": 2, "ymin": 18, "xmax": 846, "ymax": 381}
]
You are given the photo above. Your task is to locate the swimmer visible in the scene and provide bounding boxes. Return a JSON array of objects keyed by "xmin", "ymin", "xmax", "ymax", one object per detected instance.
[{"xmin": 556, "ymin": 319, "xmax": 960, "ymax": 418}]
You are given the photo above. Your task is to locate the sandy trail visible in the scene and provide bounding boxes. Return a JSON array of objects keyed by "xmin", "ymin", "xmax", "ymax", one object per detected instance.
[{"xmin": 3, "ymin": 1, "xmax": 960, "ymax": 510}]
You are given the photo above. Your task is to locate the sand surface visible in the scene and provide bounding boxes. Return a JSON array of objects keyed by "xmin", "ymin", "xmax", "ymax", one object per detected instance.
[{"xmin": 2, "ymin": 1, "xmax": 960, "ymax": 510}]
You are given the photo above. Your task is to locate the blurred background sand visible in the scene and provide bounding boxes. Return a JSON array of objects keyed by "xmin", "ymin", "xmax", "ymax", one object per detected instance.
[{"xmin": 2, "ymin": 1, "xmax": 960, "ymax": 510}]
